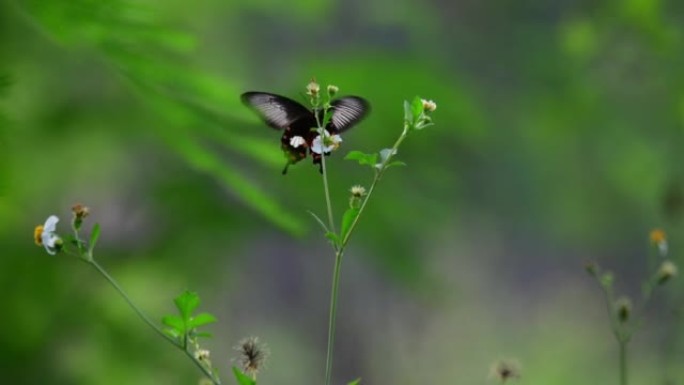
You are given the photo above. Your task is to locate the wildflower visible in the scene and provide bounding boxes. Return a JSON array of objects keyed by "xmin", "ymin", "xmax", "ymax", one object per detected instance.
[
  {"xmin": 311, "ymin": 130, "xmax": 342, "ymax": 154},
  {"xmin": 489, "ymin": 359, "xmax": 521, "ymax": 383},
  {"xmin": 615, "ymin": 297, "xmax": 632, "ymax": 323},
  {"xmin": 649, "ymin": 228, "xmax": 668, "ymax": 256},
  {"xmin": 584, "ymin": 260, "xmax": 599, "ymax": 277},
  {"xmin": 422, "ymin": 99, "xmax": 437, "ymax": 112},
  {"xmin": 350, "ymin": 185, "xmax": 366, "ymax": 198},
  {"xmin": 34, "ymin": 215, "xmax": 63, "ymax": 255},
  {"xmin": 289, "ymin": 136, "xmax": 306, "ymax": 148},
  {"xmin": 72, "ymin": 203, "xmax": 90, "ymax": 220},
  {"xmin": 72, "ymin": 203, "xmax": 90, "ymax": 230},
  {"xmin": 656, "ymin": 260, "xmax": 678, "ymax": 285},
  {"xmin": 306, "ymin": 80, "xmax": 320, "ymax": 97},
  {"xmin": 234, "ymin": 337, "xmax": 268, "ymax": 378},
  {"xmin": 327, "ymin": 84, "xmax": 339, "ymax": 97},
  {"xmin": 194, "ymin": 349, "xmax": 211, "ymax": 361}
]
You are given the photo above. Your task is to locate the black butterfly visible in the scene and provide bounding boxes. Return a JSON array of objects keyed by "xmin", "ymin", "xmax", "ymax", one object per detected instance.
[{"xmin": 241, "ymin": 92, "xmax": 370, "ymax": 174}]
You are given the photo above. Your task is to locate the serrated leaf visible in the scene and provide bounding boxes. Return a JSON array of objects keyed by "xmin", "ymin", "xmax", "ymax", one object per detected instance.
[
  {"xmin": 174, "ymin": 291, "xmax": 200, "ymax": 323},
  {"xmin": 89, "ymin": 223, "xmax": 101, "ymax": 252},
  {"xmin": 189, "ymin": 312, "xmax": 217, "ymax": 328},
  {"xmin": 325, "ymin": 231, "xmax": 340, "ymax": 247},
  {"xmin": 340, "ymin": 208, "xmax": 359, "ymax": 241},
  {"xmin": 162, "ymin": 314, "xmax": 185, "ymax": 332},
  {"xmin": 233, "ymin": 366, "xmax": 256, "ymax": 385},
  {"xmin": 347, "ymin": 379, "xmax": 361, "ymax": 385}
]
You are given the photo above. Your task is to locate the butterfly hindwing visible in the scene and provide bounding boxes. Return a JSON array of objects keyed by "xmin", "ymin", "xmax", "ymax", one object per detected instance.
[
  {"xmin": 328, "ymin": 96, "xmax": 370, "ymax": 133},
  {"xmin": 241, "ymin": 92, "xmax": 311, "ymax": 130}
]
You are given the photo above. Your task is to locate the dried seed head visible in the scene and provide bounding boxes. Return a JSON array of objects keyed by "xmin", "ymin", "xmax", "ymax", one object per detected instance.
[
  {"xmin": 72, "ymin": 203, "xmax": 90, "ymax": 220},
  {"xmin": 489, "ymin": 359, "xmax": 521, "ymax": 383},
  {"xmin": 657, "ymin": 260, "xmax": 678, "ymax": 285},
  {"xmin": 306, "ymin": 80, "xmax": 320, "ymax": 97},
  {"xmin": 615, "ymin": 297, "xmax": 632, "ymax": 323},
  {"xmin": 234, "ymin": 337, "xmax": 269, "ymax": 378}
]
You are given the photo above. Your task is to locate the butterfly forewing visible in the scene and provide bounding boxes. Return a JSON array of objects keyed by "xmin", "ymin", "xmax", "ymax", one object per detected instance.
[
  {"xmin": 329, "ymin": 96, "xmax": 370, "ymax": 133},
  {"xmin": 241, "ymin": 92, "xmax": 311, "ymax": 130}
]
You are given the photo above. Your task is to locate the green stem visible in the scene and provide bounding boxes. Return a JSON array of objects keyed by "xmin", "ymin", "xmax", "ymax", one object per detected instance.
[
  {"xmin": 322, "ymin": 125, "xmax": 410, "ymax": 385},
  {"xmin": 89, "ymin": 259, "xmax": 221, "ymax": 385},
  {"xmin": 324, "ymin": 250, "xmax": 343, "ymax": 385},
  {"xmin": 619, "ymin": 340, "xmax": 628, "ymax": 385}
]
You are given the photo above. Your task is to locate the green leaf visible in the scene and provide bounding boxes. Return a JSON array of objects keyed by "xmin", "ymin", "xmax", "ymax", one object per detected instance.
[
  {"xmin": 307, "ymin": 210, "xmax": 329, "ymax": 233},
  {"xmin": 347, "ymin": 379, "xmax": 361, "ymax": 385},
  {"xmin": 193, "ymin": 331, "xmax": 213, "ymax": 339},
  {"xmin": 189, "ymin": 312, "xmax": 217, "ymax": 328},
  {"xmin": 386, "ymin": 160, "xmax": 407, "ymax": 169},
  {"xmin": 322, "ymin": 108, "xmax": 334, "ymax": 128},
  {"xmin": 162, "ymin": 315, "xmax": 185, "ymax": 333},
  {"xmin": 174, "ymin": 291, "xmax": 200, "ymax": 323},
  {"xmin": 325, "ymin": 231, "xmax": 340, "ymax": 247},
  {"xmin": 411, "ymin": 96, "xmax": 424, "ymax": 121},
  {"xmin": 232, "ymin": 366, "xmax": 256, "ymax": 385},
  {"xmin": 345, "ymin": 150, "xmax": 378, "ymax": 167},
  {"xmin": 378, "ymin": 148, "xmax": 397, "ymax": 163},
  {"xmin": 88, "ymin": 223, "xmax": 101, "ymax": 252},
  {"xmin": 340, "ymin": 208, "xmax": 360, "ymax": 241},
  {"xmin": 403, "ymin": 100, "xmax": 413, "ymax": 124}
]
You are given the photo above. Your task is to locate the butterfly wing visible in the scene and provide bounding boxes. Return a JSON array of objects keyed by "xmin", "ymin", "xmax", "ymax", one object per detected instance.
[
  {"xmin": 241, "ymin": 92, "xmax": 312, "ymax": 130},
  {"xmin": 328, "ymin": 96, "xmax": 370, "ymax": 133}
]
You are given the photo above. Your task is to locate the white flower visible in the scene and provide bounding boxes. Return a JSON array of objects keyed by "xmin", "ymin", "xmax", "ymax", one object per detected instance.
[
  {"xmin": 289, "ymin": 136, "xmax": 306, "ymax": 148},
  {"xmin": 194, "ymin": 349, "xmax": 211, "ymax": 361},
  {"xmin": 311, "ymin": 130, "xmax": 342, "ymax": 154},
  {"xmin": 35, "ymin": 215, "xmax": 62, "ymax": 255},
  {"xmin": 421, "ymin": 99, "xmax": 437, "ymax": 112}
]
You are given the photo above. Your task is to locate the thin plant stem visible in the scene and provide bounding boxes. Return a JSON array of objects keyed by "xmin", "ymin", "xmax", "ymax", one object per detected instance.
[
  {"xmin": 619, "ymin": 340, "xmax": 627, "ymax": 385},
  {"xmin": 322, "ymin": 124, "xmax": 410, "ymax": 385},
  {"xmin": 324, "ymin": 250, "xmax": 343, "ymax": 385},
  {"xmin": 88, "ymin": 259, "xmax": 221, "ymax": 385}
]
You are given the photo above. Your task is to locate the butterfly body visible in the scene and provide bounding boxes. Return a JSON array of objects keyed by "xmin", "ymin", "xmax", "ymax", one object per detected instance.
[{"xmin": 241, "ymin": 92, "xmax": 369, "ymax": 174}]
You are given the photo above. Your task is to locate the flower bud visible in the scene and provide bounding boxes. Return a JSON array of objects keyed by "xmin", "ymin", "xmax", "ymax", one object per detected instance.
[
  {"xmin": 656, "ymin": 260, "xmax": 678, "ymax": 285},
  {"xmin": 421, "ymin": 99, "xmax": 437, "ymax": 112},
  {"xmin": 327, "ymin": 84, "xmax": 339, "ymax": 97},
  {"xmin": 306, "ymin": 80, "xmax": 320, "ymax": 97},
  {"xmin": 584, "ymin": 260, "xmax": 599, "ymax": 277},
  {"xmin": 615, "ymin": 297, "xmax": 632, "ymax": 323}
]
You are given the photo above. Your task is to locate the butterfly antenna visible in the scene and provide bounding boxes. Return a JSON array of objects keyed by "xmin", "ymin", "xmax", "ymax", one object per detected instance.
[{"xmin": 282, "ymin": 161, "xmax": 291, "ymax": 175}]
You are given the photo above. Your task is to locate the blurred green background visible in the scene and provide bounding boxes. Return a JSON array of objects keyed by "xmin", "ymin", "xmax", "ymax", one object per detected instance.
[{"xmin": 2, "ymin": 0, "xmax": 684, "ymax": 383}]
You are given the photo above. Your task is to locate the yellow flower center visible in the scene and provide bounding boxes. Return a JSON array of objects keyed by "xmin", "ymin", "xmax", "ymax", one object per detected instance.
[
  {"xmin": 34, "ymin": 225, "xmax": 44, "ymax": 246},
  {"xmin": 650, "ymin": 228, "xmax": 666, "ymax": 244}
]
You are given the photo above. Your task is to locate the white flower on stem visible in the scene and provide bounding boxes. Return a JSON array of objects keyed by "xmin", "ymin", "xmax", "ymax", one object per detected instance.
[
  {"xmin": 289, "ymin": 136, "xmax": 306, "ymax": 148},
  {"xmin": 34, "ymin": 215, "xmax": 63, "ymax": 255},
  {"xmin": 311, "ymin": 130, "xmax": 342, "ymax": 154}
]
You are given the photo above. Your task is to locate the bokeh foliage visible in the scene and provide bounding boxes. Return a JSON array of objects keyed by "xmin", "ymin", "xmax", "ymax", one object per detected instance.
[{"xmin": 2, "ymin": 0, "xmax": 684, "ymax": 384}]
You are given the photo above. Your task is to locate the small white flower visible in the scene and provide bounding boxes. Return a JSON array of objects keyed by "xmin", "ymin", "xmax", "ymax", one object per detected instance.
[
  {"xmin": 39, "ymin": 215, "xmax": 62, "ymax": 255},
  {"xmin": 421, "ymin": 99, "xmax": 437, "ymax": 112},
  {"xmin": 194, "ymin": 349, "xmax": 211, "ymax": 361},
  {"xmin": 311, "ymin": 130, "xmax": 342, "ymax": 154},
  {"xmin": 289, "ymin": 136, "xmax": 306, "ymax": 148}
]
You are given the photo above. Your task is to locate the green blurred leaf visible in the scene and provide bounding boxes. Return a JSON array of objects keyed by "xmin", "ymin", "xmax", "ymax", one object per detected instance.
[
  {"xmin": 411, "ymin": 96, "xmax": 424, "ymax": 121},
  {"xmin": 174, "ymin": 291, "xmax": 200, "ymax": 323},
  {"xmin": 347, "ymin": 379, "xmax": 361, "ymax": 385},
  {"xmin": 193, "ymin": 331, "xmax": 213, "ymax": 339},
  {"xmin": 307, "ymin": 210, "xmax": 329, "ymax": 233},
  {"xmin": 232, "ymin": 366, "xmax": 256, "ymax": 385},
  {"xmin": 88, "ymin": 223, "xmax": 101, "ymax": 253},
  {"xmin": 189, "ymin": 312, "xmax": 217, "ymax": 329},
  {"xmin": 386, "ymin": 160, "xmax": 407, "ymax": 169},
  {"xmin": 340, "ymin": 208, "xmax": 359, "ymax": 241},
  {"xmin": 378, "ymin": 148, "xmax": 397, "ymax": 164},
  {"xmin": 161, "ymin": 315, "xmax": 184, "ymax": 332},
  {"xmin": 325, "ymin": 231, "xmax": 340, "ymax": 247},
  {"xmin": 345, "ymin": 150, "xmax": 378, "ymax": 167}
]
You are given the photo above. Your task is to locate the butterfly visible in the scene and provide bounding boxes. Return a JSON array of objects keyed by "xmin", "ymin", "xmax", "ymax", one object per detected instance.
[{"xmin": 241, "ymin": 91, "xmax": 370, "ymax": 174}]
